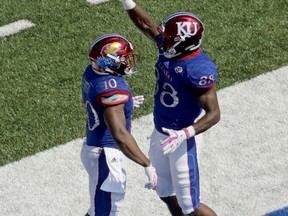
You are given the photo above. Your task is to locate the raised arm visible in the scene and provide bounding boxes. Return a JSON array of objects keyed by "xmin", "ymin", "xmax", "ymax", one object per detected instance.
[{"xmin": 120, "ymin": 0, "xmax": 160, "ymax": 41}]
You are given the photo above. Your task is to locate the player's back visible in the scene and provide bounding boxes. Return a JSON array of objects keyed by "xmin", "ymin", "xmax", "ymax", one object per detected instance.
[
  {"xmin": 154, "ymin": 49, "xmax": 218, "ymax": 132},
  {"xmin": 82, "ymin": 65, "xmax": 133, "ymax": 148}
]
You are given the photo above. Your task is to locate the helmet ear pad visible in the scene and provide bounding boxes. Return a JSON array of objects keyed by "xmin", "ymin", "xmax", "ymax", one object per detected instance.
[{"xmin": 91, "ymin": 59, "xmax": 100, "ymax": 71}]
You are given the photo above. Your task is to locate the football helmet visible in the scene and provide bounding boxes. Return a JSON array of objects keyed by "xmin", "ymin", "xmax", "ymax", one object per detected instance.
[
  {"xmin": 159, "ymin": 12, "xmax": 204, "ymax": 58},
  {"xmin": 88, "ymin": 34, "xmax": 140, "ymax": 76}
]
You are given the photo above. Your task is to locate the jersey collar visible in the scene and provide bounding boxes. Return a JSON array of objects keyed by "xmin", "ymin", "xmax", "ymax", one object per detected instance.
[{"xmin": 176, "ymin": 48, "xmax": 201, "ymax": 61}]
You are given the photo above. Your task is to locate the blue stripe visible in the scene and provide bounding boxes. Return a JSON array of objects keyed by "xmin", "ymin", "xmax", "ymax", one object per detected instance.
[
  {"xmin": 187, "ymin": 137, "xmax": 200, "ymax": 209},
  {"xmin": 264, "ymin": 206, "xmax": 288, "ymax": 216},
  {"xmin": 94, "ymin": 150, "xmax": 111, "ymax": 215}
]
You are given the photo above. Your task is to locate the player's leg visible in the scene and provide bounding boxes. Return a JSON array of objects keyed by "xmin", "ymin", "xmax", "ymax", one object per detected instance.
[
  {"xmin": 81, "ymin": 143, "xmax": 126, "ymax": 216},
  {"xmin": 149, "ymin": 129, "xmax": 183, "ymax": 215},
  {"xmin": 81, "ymin": 141, "xmax": 101, "ymax": 216},
  {"xmin": 160, "ymin": 196, "xmax": 185, "ymax": 216},
  {"xmin": 169, "ymin": 135, "xmax": 217, "ymax": 216},
  {"xmin": 95, "ymin": 148, "xmax": 126, "ymax": 215},
  {"xmin": 186, "ymin": 135, "xmax": 216, "ymax": 216},
  {"xmin": 170, "ymin": 136, "xmax": 202, "ymax": 215},
  {"xmin": 186, "ymin": 203, "xmax": 217, "ymax": 216},
  {"xmin": 159, "ymin": 134, "xmax": 205, "ymax": 216}
]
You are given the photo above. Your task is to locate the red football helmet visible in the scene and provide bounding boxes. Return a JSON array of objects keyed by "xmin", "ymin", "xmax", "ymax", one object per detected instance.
[
  {"xmin": 159, "ymin": 12, "xmax": 204, "ymax": 58},
  {"xmin": 88, "ymin": 34, "xmax": 140, "ymax": 75}
]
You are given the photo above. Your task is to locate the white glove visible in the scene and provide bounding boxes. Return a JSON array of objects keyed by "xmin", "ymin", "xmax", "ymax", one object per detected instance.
[
  {"xmin": 161, "ymin": 126, "xmax": 195, "ymax": 155},
  {"xmin": 132, "ymin": 95, "xmax": 144, "ymax": 108},
  {"xmin": 144, "ymin": 163, "xmax": 157, "ymax": 190},
  {"xmin": 120, "ymin": 0, "xmax": 136, "ymax": 10}
]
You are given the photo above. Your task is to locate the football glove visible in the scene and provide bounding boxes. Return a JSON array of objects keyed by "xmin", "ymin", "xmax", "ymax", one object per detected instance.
[
  {"xmin": 132, "ymin": 95, "xmax": 144, "ymax": 108},
  {"xmin": 120, "ymin": 0, "xmax": 136, "ymax": 10},
  {"xmin": 161, "ymin": 126, "xmax": 195, "ymax": 155},
  {"xmin": 144, "ymin": 163, "xmax": 157, "ymax": 190}
]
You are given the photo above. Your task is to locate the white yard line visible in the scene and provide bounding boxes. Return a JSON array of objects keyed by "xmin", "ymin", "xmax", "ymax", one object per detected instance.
[
  {"xmin": 0, "ymin": 0, "xmax": 107, "ymax": 37},
  {"xmin": 0, "ymin": 66, "xmax": 287, "ymax": 216},
  {"xmin": 0, "ymin": 20, "xmax": 35, "ymax": 37},
  {"xmin": 86, "ymin": 0, "xmax": 110, "ymax": 4}
]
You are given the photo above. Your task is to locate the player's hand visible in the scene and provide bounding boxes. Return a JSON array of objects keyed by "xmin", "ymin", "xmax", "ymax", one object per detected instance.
[
  {"xmin": 132, "ymin": 95, "xmax": 144, "ymax": 108},
  {"xmin": 161, "ymin": 128, "xmax": 187, "ymax": 155},
  {"xmin": 144, "ymin": 163, "xmax": 157, "ymax": 190},
  {"xmin": 161, "ymin": 126, "xmax": 196, "ymax": 155}
]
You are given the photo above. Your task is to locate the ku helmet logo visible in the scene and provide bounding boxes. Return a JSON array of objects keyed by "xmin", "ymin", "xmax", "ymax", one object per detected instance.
[
  {"xmin": 176, "ymin": 21, "xmax": 198, "ymax": 37},
  {"xmin": 101, "ymin": 42, "xmax": 122, "ymax": 57}
]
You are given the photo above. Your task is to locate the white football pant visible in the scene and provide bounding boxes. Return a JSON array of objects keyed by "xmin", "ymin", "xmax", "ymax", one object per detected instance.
[{"xmin": 149, "ymin": 129, "xmax": 204, "ymax": 214}]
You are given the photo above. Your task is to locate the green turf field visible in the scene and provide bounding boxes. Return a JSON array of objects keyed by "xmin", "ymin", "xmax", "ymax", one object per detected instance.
[{"xmin": 0, "ymin": 0, "xmax": 287, "ymax": 166}]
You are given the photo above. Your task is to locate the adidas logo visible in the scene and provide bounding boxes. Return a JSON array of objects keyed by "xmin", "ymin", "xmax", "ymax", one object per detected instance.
[
  {"xmin": 163, "ymin": 61, "xmax": 169, "ymax": 68},
  {"xmin": 111, "ymin": 158, "xmax": 117, "ymax": 163}
]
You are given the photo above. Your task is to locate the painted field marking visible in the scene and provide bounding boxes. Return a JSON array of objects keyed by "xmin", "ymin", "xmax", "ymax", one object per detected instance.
[
  {"xmin": 0, "ymin": 66, "xmax": 287, "ymax": 216},
  {"xmin": 86, "ymin": 0, "xmax": 109, "ymax": 4},
  {"xmin": 0, "ymin": 20, "xmax": 35, "ymax": 37},
  {"xmin": 264, "ymin": 206, "xmax": 288, "ymax": 216}
]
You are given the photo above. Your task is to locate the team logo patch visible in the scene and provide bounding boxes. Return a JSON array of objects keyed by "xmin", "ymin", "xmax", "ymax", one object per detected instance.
[{"xmin": 175, "ymin": 66, "xmax": 183, "ymax": 73}]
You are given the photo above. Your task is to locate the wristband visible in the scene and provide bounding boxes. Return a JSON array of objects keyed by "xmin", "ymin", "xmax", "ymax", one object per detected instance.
[
  {"xmin": 183, "ymin": 126, "xmax": 196, "ymax": 139},
  {"xmin": 121, "ymin": 0, "xmax": 136, "ymax": 10}
]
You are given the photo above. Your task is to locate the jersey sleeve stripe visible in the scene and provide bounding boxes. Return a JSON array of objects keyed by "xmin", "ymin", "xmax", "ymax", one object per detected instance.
[{"xmin": 96, "ymin": 90, "xmax": 130, "ymax": 106}]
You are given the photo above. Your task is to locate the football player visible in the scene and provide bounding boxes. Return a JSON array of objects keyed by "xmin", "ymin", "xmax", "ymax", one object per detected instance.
[
  {"xmin": 81, "ymin": 34, "xmax": 157, "ymax": 216},
  {"xmin": 119, "ymin": 1, "xmax": 221, "ymax": 216}
]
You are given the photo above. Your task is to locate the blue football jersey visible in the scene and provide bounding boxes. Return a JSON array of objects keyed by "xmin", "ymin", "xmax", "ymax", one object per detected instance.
[
  {"xmin": 153, "ymin": 44, "xmax": 218, "ymax": 133},
  {"xmin": 82, "ymin": 65, "xmax": 133, "ymax": 148}
]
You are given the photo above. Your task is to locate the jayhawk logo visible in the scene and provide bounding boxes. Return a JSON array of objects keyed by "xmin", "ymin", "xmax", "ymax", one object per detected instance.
[{"xmin": 101, "ymin": 42, "xmax": 122, "ymax": 57}]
